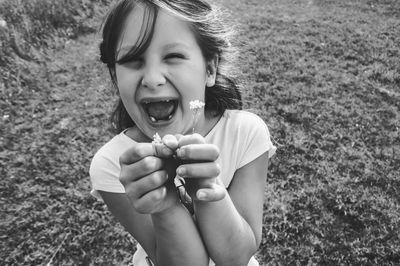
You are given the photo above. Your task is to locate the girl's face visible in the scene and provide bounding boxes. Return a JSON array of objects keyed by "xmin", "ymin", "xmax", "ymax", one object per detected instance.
[{"xmin": 115, "ymin": 5, "xmax": 216, "ymax": 139}]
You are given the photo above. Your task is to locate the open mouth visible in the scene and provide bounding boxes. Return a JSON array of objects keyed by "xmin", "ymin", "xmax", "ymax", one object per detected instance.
[{"xmin": 142, "ymin": 99, "xmax": 178, "ymax": 123}]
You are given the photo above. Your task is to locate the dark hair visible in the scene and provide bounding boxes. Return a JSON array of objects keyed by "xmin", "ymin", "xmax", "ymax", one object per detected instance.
[{"xmin": 99, "ymin": 0, "xmax": 242, "ymax": 132}]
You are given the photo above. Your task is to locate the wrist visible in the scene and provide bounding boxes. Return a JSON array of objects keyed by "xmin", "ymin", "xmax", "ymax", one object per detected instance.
[{"xmin": 151, "ymin": 200, "xmax": 184, "ymax": 220}]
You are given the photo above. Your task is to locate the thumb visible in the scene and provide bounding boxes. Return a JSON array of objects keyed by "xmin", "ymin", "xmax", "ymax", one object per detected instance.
[
  {"xmin": 152, "ymin": 142, "xmax": 174, "ymax": 158},
  {"xmin": 152, "ymin": 134, "xmax": 178, "ymax": 157},
  {"xmin": 195, "ymin": 183, "xmax": 226, "ymax": 202}
]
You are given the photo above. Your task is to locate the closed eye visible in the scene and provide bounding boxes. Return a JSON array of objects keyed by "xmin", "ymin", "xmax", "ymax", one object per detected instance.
[
  {"xmin": 165, "ymin": 53, "xmax": 186, "ymax": 60},
  {"xmin": 119, "ymin": 57, "xmax": 144, "ymax": 69}
]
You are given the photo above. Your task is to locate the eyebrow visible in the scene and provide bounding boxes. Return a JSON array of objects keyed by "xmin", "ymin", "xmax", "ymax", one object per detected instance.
[
  {"xmin": 163, "ymin": 42, "xmax": 190, "ymax": 50},
  {"xmin": 118, "ymin": 42, "xmax": 190, "ymax": 53}
]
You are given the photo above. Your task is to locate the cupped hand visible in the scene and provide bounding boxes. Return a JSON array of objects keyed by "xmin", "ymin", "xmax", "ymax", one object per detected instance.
[
  {"xmin": 119, "ymin": 141, "xmax": 179, "ymax": 214},
  {"xmin": 174, "ymin": 133, "xmax": 226, "ymax": 202}
]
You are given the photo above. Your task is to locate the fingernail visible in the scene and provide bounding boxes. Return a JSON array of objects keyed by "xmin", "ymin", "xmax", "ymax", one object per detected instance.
[
  {"xmin": 162, "ymin": 146, "xmax": 171, "ymax": 155},
  {"xmin": 176, "ymin": 148, "xmax": 185, "ymax": 158},
  {"xmin": 197, "ymin": 191, "xmax": 206, "ymax": 200},
  {"xmin": 164, "ymin": 136, "xmax": 178, "ymax": 149},
  {"xmin": 177, "ymin": 167, "xmax": 186, "ymax": 176}
]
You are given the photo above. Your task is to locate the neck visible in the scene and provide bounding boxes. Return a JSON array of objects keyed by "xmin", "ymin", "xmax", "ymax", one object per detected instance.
[{"xmin": 195, "ymin": 110, "xmax": 221, "ymax": 137}]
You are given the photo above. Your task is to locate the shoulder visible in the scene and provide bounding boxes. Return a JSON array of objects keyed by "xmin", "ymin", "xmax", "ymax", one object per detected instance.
[
  {"xmin": 223, "ymin": 110, "xmax": 276, "ymax": 164},
  {"xmin": 223, "ymin": 110, "xmax": 271, "ymax": 135},
  {"xmin": 224, "ymin": 109, "xmax": 266, "ymax": 123},
  {"xmin": 208, "ymin": 109, "xmax": 272, "ymax": 143}
]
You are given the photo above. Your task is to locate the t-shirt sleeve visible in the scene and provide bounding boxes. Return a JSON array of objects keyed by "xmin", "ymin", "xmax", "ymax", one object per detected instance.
[
  {"xmin": 237, "ymin": 112, "xmax": 276, "ymax": 169},
  {"xmin": 89, "ymin": 148, "xmax": 125, "ymax": 201}
]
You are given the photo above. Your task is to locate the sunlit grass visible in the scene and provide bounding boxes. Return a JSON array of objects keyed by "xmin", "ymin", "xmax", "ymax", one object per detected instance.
[{"xmin": 2, "ymin": 0, "xmax": 399, "ymax": 264}]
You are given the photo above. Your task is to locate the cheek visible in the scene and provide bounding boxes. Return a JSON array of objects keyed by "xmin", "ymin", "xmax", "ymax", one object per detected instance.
[
  {"xmin": 178, "ymin": 64, "xmax": 208, "ymax": 90},
  {"xmin": 115, "ymin": 67, "xmax": 139, "ymax": 95}
]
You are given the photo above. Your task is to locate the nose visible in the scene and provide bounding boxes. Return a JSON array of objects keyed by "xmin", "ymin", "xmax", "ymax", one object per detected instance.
[{"xmin": 141, "ymin": 63, "xmax": 166, "ymax": 89}]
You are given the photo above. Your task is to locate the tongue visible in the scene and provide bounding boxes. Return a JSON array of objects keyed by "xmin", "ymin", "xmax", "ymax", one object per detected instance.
[{"xmin": 147, "ymin": 101, "xmax": 175, "ymax": 120}]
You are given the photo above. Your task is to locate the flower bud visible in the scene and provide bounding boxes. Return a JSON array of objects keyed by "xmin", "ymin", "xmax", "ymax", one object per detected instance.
[{"xmin": 0, "ymin": 19, "xmax": 7, "ymax": 28}]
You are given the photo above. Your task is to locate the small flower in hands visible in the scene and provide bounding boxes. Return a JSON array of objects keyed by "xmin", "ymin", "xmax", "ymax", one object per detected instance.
[
  {"xmin": 152, "ymin": 132, "xmax": 162, "ymax": 144},
  {"xmin": 189, "ymin": 100, "xmax": 205, "ymax": 134},
  {"xmin": 152, "ymin": 132, "xmax": 164, "ymax": 157},
  {"xmin": 151, "ymin": 133, "xmax": 179, "ymax": 158},
  {"xmin": 151, "ymin": 133, "xmax": 181, "ymax": 184}
]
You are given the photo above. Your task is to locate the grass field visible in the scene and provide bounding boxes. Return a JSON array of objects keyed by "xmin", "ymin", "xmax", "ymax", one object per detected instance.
[{"xmin": 1, "ymin": 0, "xmax": 399, "ymax": 265}]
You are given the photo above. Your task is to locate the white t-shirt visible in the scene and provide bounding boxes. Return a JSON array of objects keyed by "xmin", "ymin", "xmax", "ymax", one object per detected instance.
[{"xmin": 89, "ymin": 110, "xmax": 276, "ymax": 266}]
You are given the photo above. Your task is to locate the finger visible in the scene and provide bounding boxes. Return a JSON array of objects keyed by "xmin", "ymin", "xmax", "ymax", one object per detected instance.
[
  {"xmin": 174, "ymin": 134, "xmax": 184, "ymax": 142},
  {"xmin": 132, "ymin": 186, "xmax": 167, "ymax": 214},
  {"xmin": 152, "ymin": 134, "xmax": 178, "ymax": 158},
  {"xmin": 176, "ymin": 162, "xmax": 220, "ymax": 178},
  {"xmin": 120, "ymin": 143, "xmax": 154, "ymax": 165},
  {"xmin": 120, "ymin": 156, "xmax": 164, "ymax": 184},
  {"xmin": 196, "ymin": 183, "xmax": 226, "ymax": 202},
  {"xmin": 124, "ymin": 170, "xmax": 168, "ymax": 199},
  {"xmin": 176, "ymin": 144, "xmax": 219, "ymax": 161},
  {"xmin": 162, "ymin": 134, "xmax": 179, "ymax": 150},
  {"xmin": 152, "ymin": 142, "xmax": 175, "ymax": 158},
  {"xmin": 177, "ymin": 133, "xmax": 205, "ymax": 147}
]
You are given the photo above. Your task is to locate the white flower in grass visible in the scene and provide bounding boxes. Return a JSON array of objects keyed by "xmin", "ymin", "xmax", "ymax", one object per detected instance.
[{"xmin": 0, "ymin": 19, "xmax": 6, "ymax": 28}]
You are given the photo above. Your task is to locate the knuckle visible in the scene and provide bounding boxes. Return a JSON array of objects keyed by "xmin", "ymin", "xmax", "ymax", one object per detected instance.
[
  {"xmin": 119, "ymin": 153, "xmax": 128, "ymax": 165},
  {"xmin": 212, "ymin": 145, "xmax": 220, "ymax": 156},
  {"xmin": 131, "ymin": 199, "xmax": 137, "ymax": 209},
  {"xmin": 175, "ymin": 134, "xmax": 183, "ymax": 141},
  {"xmin": 178, "ymin": 133, "xmax": 204, "ymax": 146},
  {"xmin": 149, "ymin": 172, "xmax": 165, "ymax": 187},
  {"xmin": 213, "ymin": 163, "xmax": 221, "ymax": 177},
  {"xmin": 119, "ymin": 172, "xmax": 128, "ymax": 186},
  {"xmin": 125, "ymin": 184, "xmax": 138, "ymax": 198},
  {"xmin": 134, "ymin": 144, "xmax": 148, "ymax": 158},
  {"xmin": 192, "ymin": 133, "xmax": 205, "ymax": 143},
  {"xmin": 163, "ymin": 134, "xmax": 177, "ymax": 145},
  {"xmin": 208, "ymin": 144, "xmax": 220, "ymax": 160},
  {"xmin": 132, "ymin": 198, "xmax": 150, "ymax": 214},
  {"xmin": 132, "ymin": 199, "xmax": 141, "ymax": 211},
  {"xmin": 150, "ymin": 187, "xmax": 164, "ymax": 202},
  {"xmin": 119, "ymin": 146, "xmax": 141, "ymax": 165},
  {"xmin": 149, "ymin": 192, "xmax": 160, "ymax": 203},
  {"xmin": 147, "ymin": 174, "xmax": 158, "ymax": 188},
  {"xmin": 142, "ymin": 156, "xmax": 158, "ymax": 171}
]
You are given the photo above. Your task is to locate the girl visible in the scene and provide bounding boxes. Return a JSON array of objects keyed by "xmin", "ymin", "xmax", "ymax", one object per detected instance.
[{"xmin": 89, "ymin": 0, "xmax": 276, "ymax": 265}]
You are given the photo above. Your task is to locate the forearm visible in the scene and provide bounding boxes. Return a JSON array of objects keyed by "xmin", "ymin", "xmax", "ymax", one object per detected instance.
[
  {"xmin": 194, "ymin": 191, "xmax": 258, "ymax": 266},
  {"xmin": 151, "ymin": 203, "xmax": 209, "ymax": 266}
]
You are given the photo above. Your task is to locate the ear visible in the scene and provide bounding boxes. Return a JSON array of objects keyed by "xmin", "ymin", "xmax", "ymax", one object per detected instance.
[{"xmin": 206, "ymin": 55, "xmax": 218, "ymax": 87}]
